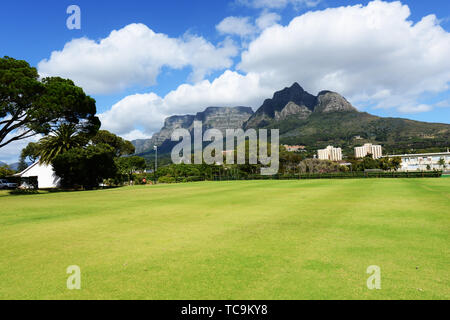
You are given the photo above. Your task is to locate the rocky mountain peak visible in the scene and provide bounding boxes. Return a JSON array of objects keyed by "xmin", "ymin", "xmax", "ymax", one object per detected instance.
[{"xmin": 315, "ymin": 91, "xmax": 357, "ymax": 113}]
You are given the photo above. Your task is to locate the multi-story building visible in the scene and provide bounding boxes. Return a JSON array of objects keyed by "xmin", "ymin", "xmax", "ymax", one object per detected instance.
[
  {"xmin": 318, "ymin": 146, "xmax": 342, "ymax": 161},
  {"xmin": 386, "ymin": 151, "xmax": 450, "ymax": 172},
  {"xmin": 355, "ymin": 143, "xmax": 383, "ymax": 159}
]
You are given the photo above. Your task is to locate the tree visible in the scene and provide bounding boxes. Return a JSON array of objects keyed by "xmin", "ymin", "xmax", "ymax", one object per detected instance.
[
  {"xmin": 17, "ymin": 157, "xmax": 28, "ymax": 173},
  {"xmin": 21, "ymin": 142, "xmax": 41, "ymax": 163},
  {"xmin": 389, "ymin": 157, "xmax": 402, "ymax": 171},
  {"xmin": 38, "ymin": 124, "xmax": 87, "ymax": 164},
  {"xmin": 52, "ymin": 144, "xmax": 117, "ymax": 189},
  {"xmin": 115, "ymin": 156, "xmax": 146, "ymax": 183},
  {"xmin": 0, "ymin": 166, "xmax": 15, "ymax": 178},
  {"xmin": 0, "ymin": 57, "xmax": 100, "ymax": 148},
  {"xmin": 438, "ymin": 157, "xmax": 446, "ymax": 171},
  {"xmin": 91, "ymin": 130, "xmax": 135, "ymax": 156}
]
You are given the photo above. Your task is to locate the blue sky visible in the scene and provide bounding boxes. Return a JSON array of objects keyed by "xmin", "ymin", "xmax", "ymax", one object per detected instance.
[{"xmin": 0, "ymin": 0, "xmax": 449, "ymax": 162}]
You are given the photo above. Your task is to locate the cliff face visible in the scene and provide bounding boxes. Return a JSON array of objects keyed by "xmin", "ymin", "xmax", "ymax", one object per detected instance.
[
  {"xmin": 132, "ymin": 82, "xmax": 450, "ymax": 155},
  {"xmin": 245, "ymin": 83, "xmax": 317, "ymax": 128},
  {"xmin": 245, "ymin": 83, "xmax": 357, "ymax": 128},
  {"xmin": 132, "ymin": 107, "xmax": 254, "ymax": 153},
  {"xmin": 315, "ymin": 91, "xmax": 356, "ymax": 113},
  {"xmin": 198, "ymin": 106, "xmax": 254, "ymax": 133}
]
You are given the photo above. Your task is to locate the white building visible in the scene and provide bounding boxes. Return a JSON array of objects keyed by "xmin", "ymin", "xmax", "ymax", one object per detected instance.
[
  {"xmin": 386, "ymin": 151, "xmax": 450, "ymax": 172},
  {"xmin": 355, "ymin": 143, "xmax": 383, "ymax": 159},
  {"xmin": 14, "ymin": 161, "xmax": 61, "ymax": 189},
  {"xmin": 318, "ymin": 146, "xmax": 342, "ymax": 161}
]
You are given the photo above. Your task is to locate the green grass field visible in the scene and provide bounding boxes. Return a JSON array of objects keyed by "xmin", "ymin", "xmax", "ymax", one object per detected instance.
[{"xmin": 0, "ymin": 179, "xmax": 448, "ymax": 300}]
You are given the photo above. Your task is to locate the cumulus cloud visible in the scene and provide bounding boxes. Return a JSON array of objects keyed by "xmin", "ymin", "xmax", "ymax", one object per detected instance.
[
  {"xmin": 216, "ymin": 16, "xmax": 257, "ymax": 37},
  {"xmin": 80, "ymin": 1, "xmax": 450, "ymax": 141},
  {"xmin": 99, "ymin": 70, "xmax": 273, "ymax": 140},
  {"xmin": 216, "ymin": 12, "xmax": 281, "ymax": 38},
  {"xmin": 38, "ymin": 23, "xmax": 238, "ymax": 94},
  {"xmin": 239, "ymin": 0, "xmax": 450, "ymax": 112},
  {"xmin": 256, "ymin": 11, "xmax": 282, "ymax": 30}
]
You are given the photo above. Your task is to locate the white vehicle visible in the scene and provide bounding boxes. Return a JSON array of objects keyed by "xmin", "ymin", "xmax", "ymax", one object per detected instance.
[{"xmin": 0, "ymin": 179, "xmax": 18, "ymax": 189}]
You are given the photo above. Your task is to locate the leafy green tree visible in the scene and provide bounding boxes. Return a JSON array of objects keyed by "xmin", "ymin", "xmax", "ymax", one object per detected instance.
[
  {"xmin": 18, "ymin": 141, "xmax": 42, "ymax": 171},
  {"xmin": 0, "ymin": 57, "xmax": 100, "ymax": 148},
  {"xmin": 438, "ymin": 157, "xmax": 446, "ymax": 170},
  {"xmin": 52, "ymin": 144, "xmax": 117, "ymax": 189},
  {"xmin": 115, "ymin": 156, "xmax": 146, "ymax": 183},
  {"xmin": 21, "ymin": 142, "xmax": 41, "ymax": 163},
  {"xmin": 17, "ymin": 157, "xmax": 28, "ymax": 173},
  {"xmin": 38, "ymin": 124, "xmax": 87, "ymax": 164},
  {"xmin": 0, "ymin": 166, "xmax": 15, "ymax": 178},
  {"xmin": 91, "ymin": 130, "xmax": 135, "ymax": 156},
  {"xmin": 389, "ymin": 157, "xmax": 402, "ymax": 171}
]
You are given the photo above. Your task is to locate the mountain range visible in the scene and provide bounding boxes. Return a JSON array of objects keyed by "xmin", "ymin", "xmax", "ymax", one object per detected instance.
[{"xmin": 132, "ymin": 83, "xmax": 450, "ymax": 155}]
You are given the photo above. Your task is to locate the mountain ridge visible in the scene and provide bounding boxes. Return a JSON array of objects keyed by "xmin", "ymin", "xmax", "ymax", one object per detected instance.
[{"xmin": 132, "ymin": 83, "xmax": 449, "ymax": 155}]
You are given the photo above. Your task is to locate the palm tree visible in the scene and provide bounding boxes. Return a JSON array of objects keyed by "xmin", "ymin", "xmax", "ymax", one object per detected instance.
[
  {"xmin": 438, "ymin": 157, "xmax": 447, "ymax": 171},
  {"xmin": 38, "ymin": 124, "xmax": 86, "ymax": 164}
]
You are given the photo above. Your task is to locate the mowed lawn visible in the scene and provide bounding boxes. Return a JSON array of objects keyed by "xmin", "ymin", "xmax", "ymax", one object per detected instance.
[{"xmin": 0, "ymin": 179, "xmax": 448, "ymax": 300}]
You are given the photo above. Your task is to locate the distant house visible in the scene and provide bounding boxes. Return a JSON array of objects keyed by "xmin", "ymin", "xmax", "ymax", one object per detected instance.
[
  {"xmin": 14, "ymin": 161, "xmax": 61, "ymax": 189},
  {"xmin": 283, "ymin": 145, "xmax": 306, "ymax": 152}
]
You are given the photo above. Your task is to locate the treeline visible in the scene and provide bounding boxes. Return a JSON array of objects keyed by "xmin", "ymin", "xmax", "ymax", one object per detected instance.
[{"xmin": 137, "ymin": 149, "xmax": 405, "ymax": 184}]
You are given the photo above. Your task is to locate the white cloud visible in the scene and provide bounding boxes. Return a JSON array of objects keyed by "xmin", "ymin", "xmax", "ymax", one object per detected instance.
[
  {"xmin": 239, "ymin": 0, "xmax": 450, "ymax": 113},
  {"xmin": 99, "ymin": 70, "xmax": 272, "ymax": 138},
  {"xmin": 98, "ymin": 1, "xmax": 450, "ymax": 140},
  {"xmin": 398, "ymin": 104, "xmax": 433, "ymax": 114},
  {"xmin": 38, "ymin": 23, "xmax": 238, "ymax": 94},
  {"xmin": 121, "ymin": 130, "xmax": 153, "ymax": 142},
  {"xmin": 0, "ymin": 133, "xmax": 41, "ymax": 164},
  {"xmin": 216, "ymin": 16, "xmax": 257, "ymax": 37},
  {"xmin": 236, "ymin": 0, "xmax": 321, "ymax": 9},
  {"xmin": 216, "ymin": 12, "xmax": 281, "ymax": 39},
  {"xmin": 435, "ymin": 99, "xmax": 450, "ymax": 108},
  {"xmin": 256, "ymin": 11, "xmax": 282, "ymax": 30}
]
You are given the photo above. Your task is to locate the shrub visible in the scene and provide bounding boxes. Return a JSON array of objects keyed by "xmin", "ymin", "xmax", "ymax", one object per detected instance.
[{"xmin": 158, "ymin": 176, "xmax": 176, "ymax": 184}]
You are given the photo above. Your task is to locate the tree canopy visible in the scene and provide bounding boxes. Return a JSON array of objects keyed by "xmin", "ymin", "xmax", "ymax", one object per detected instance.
[
  {"xmin": 0, "ymin": 56, "xmax": 100, "ymax": 148},
  {"xmin": 38, "ymin": 123, "xmax": 87, "ymax": 164},
  {"xmin": 52, "ymin": 144, "xmax": 117, "ymax": 189},
  {"xmin": 91, "ymin": 130, "xmax": 135, "ymax": 156}
]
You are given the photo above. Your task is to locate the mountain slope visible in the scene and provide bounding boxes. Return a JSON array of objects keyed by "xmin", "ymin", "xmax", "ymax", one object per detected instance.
[
  {"xmin": 132, "ymin": 106, "xmax": 254, "ymax": 154},
  {"xmin": 243, "ymin": 83, "xmax": 449, "ymax": 153},
  {"xmin": 133, "ymin": 83, "xmax": 450, "ymax": 155}
]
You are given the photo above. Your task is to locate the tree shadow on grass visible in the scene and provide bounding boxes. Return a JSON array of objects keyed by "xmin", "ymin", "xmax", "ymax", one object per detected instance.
[{"xmin": 5, "ymin": 186, "xmax": 124, "ymax": 197}]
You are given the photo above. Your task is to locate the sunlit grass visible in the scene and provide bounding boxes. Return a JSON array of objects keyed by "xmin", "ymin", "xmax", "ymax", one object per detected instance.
[{"xmin": 0, "ymin": 179, "xmax": 448, "ymax": 300}]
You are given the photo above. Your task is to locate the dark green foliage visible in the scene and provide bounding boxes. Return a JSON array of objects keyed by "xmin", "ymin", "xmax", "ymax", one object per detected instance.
[
  {"xmin": 0, "ymin": 57, "xmax": 100, "ymax": 148},
  {"xmin": 115, "ymin": 156, "xmax": 146, "ymax": 183},
  {"xmin": 347, "ymin": 155, "xmax": 402, "ymax": 172},
  {"xmin": 20, "ymin": 142, "xmax": 41, "ymax": 164},
  {"xmin": 257, "ymin": 111, "xmax": 449, "ymax": 154},
  {"xmin": 0, "ymin": 166, "xmax": 15, "ymax": 178},
  {"xmin": 52, "ymin": 144, "xmax": 117, "ymax": 189},
  {"xmin": 91, "ymin": 130, "xmax": 135, "ymax": 156},
  {"xmin": 38, "ymin": 124, "xmax": 87, "ymax": 164}
]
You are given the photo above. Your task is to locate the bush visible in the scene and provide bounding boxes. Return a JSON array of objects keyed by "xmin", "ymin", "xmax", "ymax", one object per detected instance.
[
  {"xmin": 158, "ymin": 176, "xmax": 176, "ymax": 184},
  {"xmin": 52, "ymin": 144, "xmax": 117, "ymax": 189}
]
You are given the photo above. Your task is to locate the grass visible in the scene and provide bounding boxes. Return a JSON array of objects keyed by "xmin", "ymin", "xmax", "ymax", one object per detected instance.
[{"xmin": 0, "ymin": 179, "xmax": 448, "ymax": 300}]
